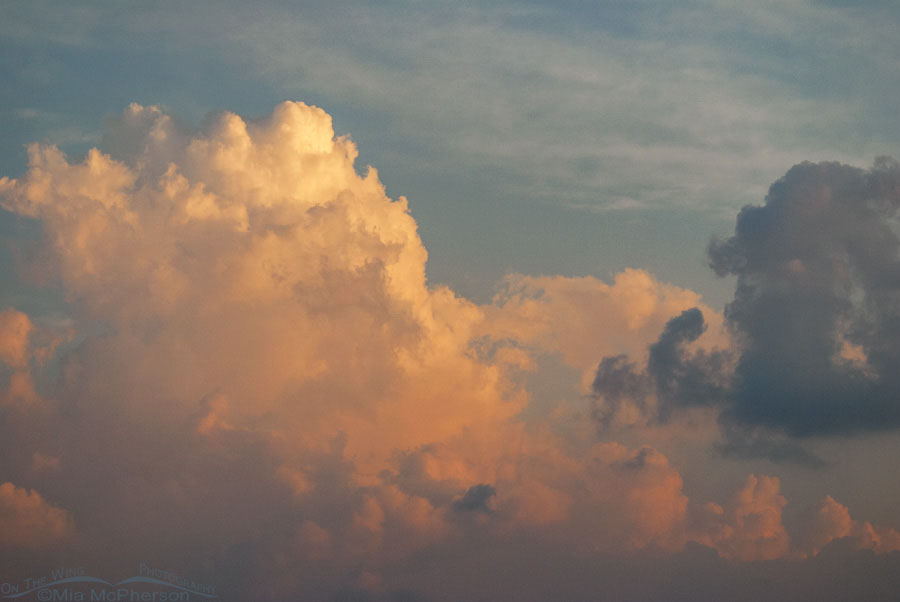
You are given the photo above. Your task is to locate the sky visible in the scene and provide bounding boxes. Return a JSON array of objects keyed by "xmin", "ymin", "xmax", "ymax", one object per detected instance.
[{"xmin": 2, "ymin": 1, "xmax": 900, "ymax": 601}]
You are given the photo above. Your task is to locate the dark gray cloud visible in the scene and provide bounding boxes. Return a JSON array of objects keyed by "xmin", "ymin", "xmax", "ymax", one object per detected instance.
[
  {"xmin": 591, "ymin": 354, "xmax": 651, "ymax": 428},
  {"xmin": 711, "ymin": 158, "xmax": 900, "ymax": 436},
  {"xmin": 713, "ymin": 424, "xmax": 828, "ymax": 469},
  {"xmin": 592, "ymin": 308, "xmax": 730, "ymax": 426},
  {"xmin": 594, "ymin": 159, "xmax": 900, "ymax": 452},
  {"xmin": 453, "ymin": 484, "xmax": 497, "ymax": 514},
  {"xmin": 646, "ymin": 308, "xmax": 731, "ymax": 420}
]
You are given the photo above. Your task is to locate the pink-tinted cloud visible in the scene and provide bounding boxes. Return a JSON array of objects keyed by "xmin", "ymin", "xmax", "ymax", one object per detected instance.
[
  {"xmin": 485, "ymin": 270, "xmax": 727, "ymax": 375},
  {"xmin": 0, "ymin": 308, "xmax": 32, "ymax": 369},
  {"xmin": 690, "ymin": 474, "xmax": 789, "ymax": 561},
  {"xmin": 797, "ymin": 495, "xmax": 900, "ymax": 557},
  {"xmin": 0, "ymin": 482, "xmax": 74, "ymax": 549}
]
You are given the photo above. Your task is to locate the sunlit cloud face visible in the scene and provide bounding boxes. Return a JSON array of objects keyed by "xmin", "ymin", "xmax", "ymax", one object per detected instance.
[
  {"xmin": 1, "ymin": 101, "xmax": 525, "ymax": 464},
  {"xmin": 1, "ymin": 103, "xmax": 900, "ymax": 601},
  {"xmin": 0, "ymin": 101, "xmax": 529, "ymax": 592},
  {"xmin": 0, "ymin": 482, "xmax": 73, "ymax": 549}
]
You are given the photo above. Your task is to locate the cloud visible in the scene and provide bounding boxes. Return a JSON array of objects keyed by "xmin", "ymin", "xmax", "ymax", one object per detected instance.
[
  {"xmin": 609, "ymin": 447, "xmax": 689, "ymax": 551},
  {"xmin": 2, "ymin": 101, "xmax": 700, "ymax": 596},
  {"xmin": 0, "ymin": 101, "xmax": 524, "ymax": 467},
  {"xmin": 0, "ymin": 308, "xmax": 32, "ymax": 368},
  {"xmin": 686, "ymin": 476, "xmax": 900, "ymax": 562},
  {"xmin": 453, "ymin": 484, "xmax": 497, "ymax": 514},
  {"xmin": 2, "ymin": 102, "xmax": 898, "ymax": 600},
  {"xmin": 590, "ymin": 159, "xmax": 900, "ymax": 460},
  {"xmin": 0, "ymin": 101, "xmax": 533, "ymax": 596},
  {"xmin": 709, "ymin": 158, "xmax": 900, "ymax": 437},
  {"xmin": 796, "ymin": 495, "xmax": 900, "ymax": 557},
  {"xmin": 591, "ymin": 307, "xmax": 731, "ymax": 429},
  {"xmin": 646, "ymin": 308, "xmax": 731, "ymax": 418},
  {"xmin": 0, "ymin": 482, "xmax": 74, "ymax": 549},
  {"xmin": 0, "ymin": 307, "xmax": 63, "ymax": 407},
  {"xmin": 689, "ymin": 474, "xmax": 790, "ymax": 561},
  {"xmin": 484, "ymin": 269, "xmax": 726, "ymax": 382},
  {"xmin": 223, "ymin": 0, "xmax": 893, "ymax": 216},
  {"xmin": 712, "ymin": 424, "xmax": 828, "ymax": 469}
]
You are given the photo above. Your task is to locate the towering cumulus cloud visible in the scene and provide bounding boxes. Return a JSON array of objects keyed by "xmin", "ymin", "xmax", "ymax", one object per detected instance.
[
  {"xmin": 0, "ymin": 102, "xmax": 529, "ymax": 595},
  {"xmin": 0, "ymin": 101, "xmax": 522, "ymax": 461},
  {"xmin": 2, "ymin": 104, "xmax": 900, "ymax": 601}
]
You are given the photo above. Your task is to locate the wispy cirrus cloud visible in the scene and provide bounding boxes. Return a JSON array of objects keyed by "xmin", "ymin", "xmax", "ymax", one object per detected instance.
[{"xmin": 5, "ymin": 0, "xmax": 894, "ymax": 215}]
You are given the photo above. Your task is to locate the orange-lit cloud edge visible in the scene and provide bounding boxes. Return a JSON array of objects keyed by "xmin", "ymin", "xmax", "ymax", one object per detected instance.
[{"xmin": 0, "ymin": 102, "xmax": 896, "ymax": 597}]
